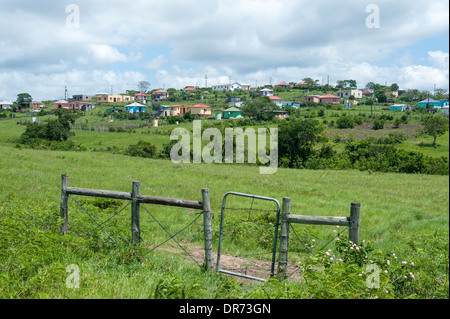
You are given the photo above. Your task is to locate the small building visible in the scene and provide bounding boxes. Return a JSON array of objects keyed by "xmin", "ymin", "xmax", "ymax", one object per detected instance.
[
  {"xmin": 269, "ymin": 96, "xmax": 283, "ymax": 107},
  {"xmin": 212, "ymin": 82, "xmax": 245, "ymax": 92},
  {"xmin": 225, "ymin": 97, "xmax": 245, "ymax": 107},
  {"xmin": 259, "ymin": 88, "xmax": 274, "ymax": 97},
  {"xmin": 70, "ymin": 94, "xmax": 93, "ymax": 101},
  {"xmin": 183, "ymin": 87, "xmax": 197, "ymax": 94},
  {"xmin": 188, "ymin": 103, "xmax": 212, "ymax": 117},
  {"xmin": 320, "ymin": 94, "xmax": 340, "ymax": 105},
  {"xmin": 0, "ymin": 101, "xmax": 13, "ymax": 110},
  {"xmin": 274, "ymin": 82, "xmax": 291, "ymax": 89},
  {"xmin": 134, "ymin": 93, "xmax": 148, "ymax": 103},
  {"xmin": 151, "ymin": 89, "xmax": 168, "ymax": 101},
  {"xmin": 337, "ymin": 89, "xmax": 363, "ymax": 99},
  {"xmin": 440, "ymin": 106, "xmax": 449, "ymax": 117},
  {"xmin": 273, "ymin": 110, "xmax": 289, "ymax": 120},
  {"xmin": 125, "ymin": 102, "xmax": 147, "ymax": 114},
  {"xmin": 390, "ymin": 104, "xmax": 409, "ymax": 111},
  {"xmin": 304, "ymin": 95, "xmax": 322, "ymax": 104},
  {"xmin": 222, "ymin": 107, "xmax": 243, "ymax": 119},
  {"xmin": 362, "ymin": 89, "xmax": 374, "ymax": 97},
  {"xmin": 53, "ymin": 100, "xmax": 69, "ymax": 109},
  {"xmin": 417, "ymin": 98, "xmax": 441, "ymax": 108},
  {"xmin": 96, "ymin": 93, "xmax": 134, "ymax": 103},
  {"xmin": 53, "ymin": 100, "xmax": 94, "ymax": 111}
]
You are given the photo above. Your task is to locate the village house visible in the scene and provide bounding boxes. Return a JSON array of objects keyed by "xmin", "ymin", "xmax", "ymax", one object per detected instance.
[
  {"xmin": 53, "ymin": 100, "xmax": 95, "ymax": 111},
  {"xmin": 70, "ymin": 94, "xmax": 93, "ymax": 102},
  {"xmin": 0, "ymin": 101, "xmax": 13, "ymax": 110},
  {"xmin": 274, "ymin": 82, "xmax": 292, "ymax": 89},
  {"xmin": 125, "ymin": 102, "xmax": 147, "ymax": 114},
  {"xmin": 222, "ymin": 107, "xmax": 243, "ymax": 119},
  {"xmin": 134, "ymin": 93, "xmax": 148, "ymax": 103},
  {"xmin": 151, "ymin": 89, "xmax": 168, "ymax": 101},
  {"xmin": 212, "ymin": 82, "xmax": 247, "ymax": 92},
  {"xmin": 259, "ymin": 88, "xmax": 274, "ymax": 97},
  {"xmin": 269, "ymin": 95, "xmax": 283, "ymax": 107},
  {"xmin": 337, "ymin": 89, "xmax": 363, "ymax": 99},
  {"xmin": 304, "ymin": 95, "xmax": 322, "ymax": 104},
  {"xmin": 96, "ymin": 93, "xmax": 135, "ymax": 103},
  {"xmin": 320, "ymin": 94, "xmax": 341, "ymax": 105},
  {"xmin": 417, "ymin": 98, "xmax": 443, "ymax": 109},
  {"xmin": 162, "ymin": 103, "xmax": 212, "ymax": 117}
]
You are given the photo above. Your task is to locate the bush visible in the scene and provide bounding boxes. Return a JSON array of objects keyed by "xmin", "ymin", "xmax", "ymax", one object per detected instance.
[
  {"xmin": 372, "ymin": 119, "xmax": 385, "ymax": 130},
  {"xmin": 126, "ymin": 140, "xmax": 157, "ymax": 158}
]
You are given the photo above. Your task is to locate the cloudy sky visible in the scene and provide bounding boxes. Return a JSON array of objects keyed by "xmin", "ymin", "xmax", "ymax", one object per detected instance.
[{"xmin": 0, "ymin": 0, "xmax": 448, "ymax": 101}]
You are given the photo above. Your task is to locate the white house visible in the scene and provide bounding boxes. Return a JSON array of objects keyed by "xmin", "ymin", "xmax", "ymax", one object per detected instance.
[
  {"xmin": 259, "ymin": 88, "xmax": 274, "ymax": 97},
  {"xmin": 0, "ymin": 101, "xmax": 13, "ymax": 110},
  {"xmin": 336, "ymin": 89, "xmax": 363, "ymax": 99},
  {"xmin": 212, "ymin": 82, "xmax": 247, "ymax": 92},
  {"xmin": 440, "ymin": 106, "xmax": 449, "ymax": 117}
]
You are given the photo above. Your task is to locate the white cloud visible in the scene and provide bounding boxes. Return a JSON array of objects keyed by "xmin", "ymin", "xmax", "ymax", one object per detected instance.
[{"xmin": 0, "ymin": 0, "xmax": 448, "ymax": 99}]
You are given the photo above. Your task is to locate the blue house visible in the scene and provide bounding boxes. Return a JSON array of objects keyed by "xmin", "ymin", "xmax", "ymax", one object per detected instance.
[
  {"xmin": 390, "ymin": 104, "xmax": 409, "ymax": 111},
  {"xmin": 417, "ymin": 98, "xmax": 441, "ymax": 109},
  {"xmin": 125, "ymin": 102, "xmax": 147, "ymax": 114}
]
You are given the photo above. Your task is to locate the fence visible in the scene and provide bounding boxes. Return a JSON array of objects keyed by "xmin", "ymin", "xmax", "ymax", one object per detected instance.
[
  {"xmin": 277, "ymin": 197, "xmax": 360, "ymax": 280},
  {"xmin": 60, "ymin": 174, "xmax": 214, "ymax": 270},
  {"xmin": 59, "ymin": 174, "xmax": 361, "ymax": 281}
]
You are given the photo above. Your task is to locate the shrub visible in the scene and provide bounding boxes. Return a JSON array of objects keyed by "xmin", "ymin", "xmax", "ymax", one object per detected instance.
[
  {"xmin": 372, "ymin": 119, "xmax": 385, "ymax": 130},
  {"xmin": 126, "ymin": 140, "xmax": 157, "ymax": 158}
]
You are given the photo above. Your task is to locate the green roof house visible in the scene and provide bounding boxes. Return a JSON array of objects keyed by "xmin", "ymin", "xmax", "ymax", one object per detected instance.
[{"xmin": 222, "ymin": 107, "xmax": 243, "ymax": 119}]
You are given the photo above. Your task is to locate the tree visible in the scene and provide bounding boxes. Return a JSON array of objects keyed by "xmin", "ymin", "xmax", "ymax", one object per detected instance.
[
  {"xmin": 278, "ymin": 117, "xmax": 327, "ymax": 167},
  {"xmin": 16, "ymin": 93, "xmax": 32, "ymax": 108},
  {"xmin": 421, "ymin": 114, "xmax": 449, "ymax": 147},
  {"xmin": 390, "ymin": 83, "xmax": 399, "ymax": 92},
  {"xmin": 337, "ymin": 80, "xmax": 357, "ymax": 89},
  {"xmin": 241, "ymin": 96, "xmax": 278, "ymax": 121},
  {"xmin": 375, "ymin": 89, "xmax": 387, "ymax": 103},
  {"xmin": 138, "ymin": 81, "xmax": 150, "ymax": 93}
]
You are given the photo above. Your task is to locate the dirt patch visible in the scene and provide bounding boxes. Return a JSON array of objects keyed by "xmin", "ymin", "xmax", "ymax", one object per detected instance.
[
  {"xmin": 152, "ymin": 242, "xmax": 301, "ymax": 283},
  {"xmin": 327, "ymin": 123, "xmax": 422, "ymax": 141}
]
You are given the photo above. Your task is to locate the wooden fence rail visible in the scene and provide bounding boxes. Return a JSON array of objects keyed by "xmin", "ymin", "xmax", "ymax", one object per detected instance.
[
  {"xmin": 60, "ymin": 174, "xmax": 214, "ymax": 270},
  {"xmin": 277, "ymin": 198, "xmax": 361, "ymax": 280}
]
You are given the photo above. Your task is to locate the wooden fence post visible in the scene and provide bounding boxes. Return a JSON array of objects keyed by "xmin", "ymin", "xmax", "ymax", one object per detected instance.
[
  {"xmin": 131, "ymin": 181, "xmax": 141, "ymax": 245},
  {"xmin": 277, "ymin": 197, "xmax": 291, "ymax": 280},
  {"xmin": 61, "ymin": 174, "xmax": 69, "ymax": 235},
  {"xmin": 349, "ymin": 202, "xmax": 361, "ymax": 244},
  {"xmin": 202, "ymin": 188, "xmax": 214, "ymax": 271}
]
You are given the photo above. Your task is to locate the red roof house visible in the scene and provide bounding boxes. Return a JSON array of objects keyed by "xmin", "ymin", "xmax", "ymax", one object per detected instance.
[{"xmin": 320, "ymin": 94, "xmax": 340, "ymax": 105}]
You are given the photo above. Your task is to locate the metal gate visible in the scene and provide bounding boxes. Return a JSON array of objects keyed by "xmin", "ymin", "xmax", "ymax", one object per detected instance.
[{"xmin": 216, "ymin": 191, "xmax": 281, "ymax": 282}]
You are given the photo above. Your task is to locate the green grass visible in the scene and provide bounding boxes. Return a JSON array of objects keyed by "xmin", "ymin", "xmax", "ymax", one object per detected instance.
[{"xmin": 0, "ymin": 109, "xmax": 448, "ymax": 299}]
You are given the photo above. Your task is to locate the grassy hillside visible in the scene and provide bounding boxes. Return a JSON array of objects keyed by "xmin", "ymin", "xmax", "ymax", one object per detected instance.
[{"xmin": 0, "ymin": 110, "xmax": 448, "ymax": 299}]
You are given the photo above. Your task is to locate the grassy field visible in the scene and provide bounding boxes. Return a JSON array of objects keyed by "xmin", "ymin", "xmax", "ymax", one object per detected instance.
[{"xmin": 0, "ymin": 108, "xmax": 448, "ymax": 299}]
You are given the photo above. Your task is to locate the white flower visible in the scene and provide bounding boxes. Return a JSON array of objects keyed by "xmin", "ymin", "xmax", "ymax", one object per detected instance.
[
  {"xmin": 387, "ymin": 260, "xmax": 390, "ymax": 265},
  {"xmin": 410, "ymin": 262, "xmax": 415, "ymax": 266},
  {"xmin": 402, "ymin": 261, "xmax": 407, "ymax": 265}
]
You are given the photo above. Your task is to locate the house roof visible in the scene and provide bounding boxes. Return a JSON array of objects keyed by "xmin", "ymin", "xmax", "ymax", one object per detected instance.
[
  {"xmin": 321, "ymin": 94, "xmax": 340, "ymax": 99},
  {"xmin": 275, "ymin": 82, "xmax": 290, "ymax": 86},
  {"xmin": 152, "ymin": 89, "xmax": 167, "ymax": 94},
  {"xmin": 135, "ymin": 93, "xmax": 148, "ymax": 97},
  {"xmin": 126, "ymin": 102, "xmax": 145, "ymax": 107},
  {"xmin": 269, "ymin": 96, "xmax": 283, "ymax": 100},
  {"xmin": 0, "ymin": 101, "xmax": 13, "ymax": 105},
  {"xmin": 224, "ymin": 107, "xmax": 242, "ymax": 112},
  {"xmin": 184, "ymin": 87, "xmax": 196, "ymax": 91},
  {"xmin": 418, "ymin": 98, "xmax": 439, "ymax": 103},
  {"xmin": 191, "ymin": 103, "xmax": 211, "ymax": 108}
]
